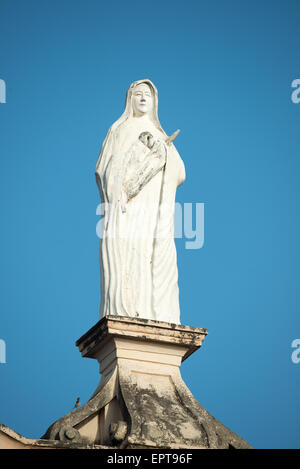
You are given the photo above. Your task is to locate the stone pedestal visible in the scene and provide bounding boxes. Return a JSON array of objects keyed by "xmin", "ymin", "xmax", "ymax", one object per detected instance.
[{"xmin": 40, "ymin": 316, "xmax": 251, "ymax": 449}]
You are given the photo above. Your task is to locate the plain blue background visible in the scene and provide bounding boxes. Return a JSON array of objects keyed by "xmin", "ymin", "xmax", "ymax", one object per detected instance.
[{"xmin": 1, "ymin": 0, "xmax": 300, "ymax": 449}]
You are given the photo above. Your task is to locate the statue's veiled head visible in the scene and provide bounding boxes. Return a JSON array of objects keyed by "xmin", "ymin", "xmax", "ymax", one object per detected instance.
[
  {"xmin": 106, "ymin": 79, "xmax": 165, "ymax": 139},
  {"xmin": 124, "ymin": 79, "xmax": 160, "ymax": 125}
]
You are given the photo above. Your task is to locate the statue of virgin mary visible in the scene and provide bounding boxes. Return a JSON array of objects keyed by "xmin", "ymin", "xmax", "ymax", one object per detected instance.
[{"xmin": 95, "ymin": 79, "xmax": 185, "ymax": 324}]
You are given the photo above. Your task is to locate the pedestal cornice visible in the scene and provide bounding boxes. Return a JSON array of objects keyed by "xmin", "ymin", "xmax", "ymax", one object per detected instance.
[{"xmin": 76, "ymin": 315, "xmax": 208, "ymax": 362}]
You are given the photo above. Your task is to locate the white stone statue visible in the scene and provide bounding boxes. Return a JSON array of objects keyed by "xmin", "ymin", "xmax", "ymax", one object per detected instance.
[{"xmin": 95, "ymin": 79, "xmax": 185, "ymax": 324}]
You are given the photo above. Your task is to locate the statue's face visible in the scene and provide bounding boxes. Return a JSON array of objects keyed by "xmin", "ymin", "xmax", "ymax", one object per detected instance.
[{"xmin": 132, "ymin": 83, "xmax": 153, "ymax": 116}]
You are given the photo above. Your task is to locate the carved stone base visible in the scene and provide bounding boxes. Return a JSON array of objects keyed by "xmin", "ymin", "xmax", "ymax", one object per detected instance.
[{"xmin": 40, "ymin": 316, "xmax": 251, "ymax": 449}]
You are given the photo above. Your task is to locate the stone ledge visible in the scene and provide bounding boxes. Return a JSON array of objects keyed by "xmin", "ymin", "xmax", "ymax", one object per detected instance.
[
  {"xmin": 76, "ymin": 315, "xmax": 208, "ymax": 361},
  {"xmin": 0, "ymin": 424, "xmax": 109, "ymax": 450}
]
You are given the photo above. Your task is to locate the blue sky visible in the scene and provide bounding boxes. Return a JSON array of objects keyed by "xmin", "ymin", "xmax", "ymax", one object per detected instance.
[{"xmin": 0, "ymin": 0, "xmax": 300, "ymax": 449}]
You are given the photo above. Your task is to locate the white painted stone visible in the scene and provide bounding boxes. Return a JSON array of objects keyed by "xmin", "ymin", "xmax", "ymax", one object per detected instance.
[{"xmin": 95, "ymin": 80, "xmax": 185, "ymax": 324}]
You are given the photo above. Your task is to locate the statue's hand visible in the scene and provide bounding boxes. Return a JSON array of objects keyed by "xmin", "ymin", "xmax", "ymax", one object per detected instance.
[
  {"xmin": 138, "ymin": 132, "xmax": 166, "ymax": 165},
  {"xmin": 139, "ymin": 131, "xmax": 154, "ymax": 149}
]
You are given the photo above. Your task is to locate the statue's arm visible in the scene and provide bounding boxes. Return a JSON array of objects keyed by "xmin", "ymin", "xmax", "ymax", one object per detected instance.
[{"xmin": 123, "ymin": 140, "xmax": 166, "ymax": 202}]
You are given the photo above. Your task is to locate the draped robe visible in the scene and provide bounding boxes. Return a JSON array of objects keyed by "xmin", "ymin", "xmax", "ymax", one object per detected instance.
[{"xmin": 95, "ymin": 90, "xmax": 185, "ymax": 324}]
